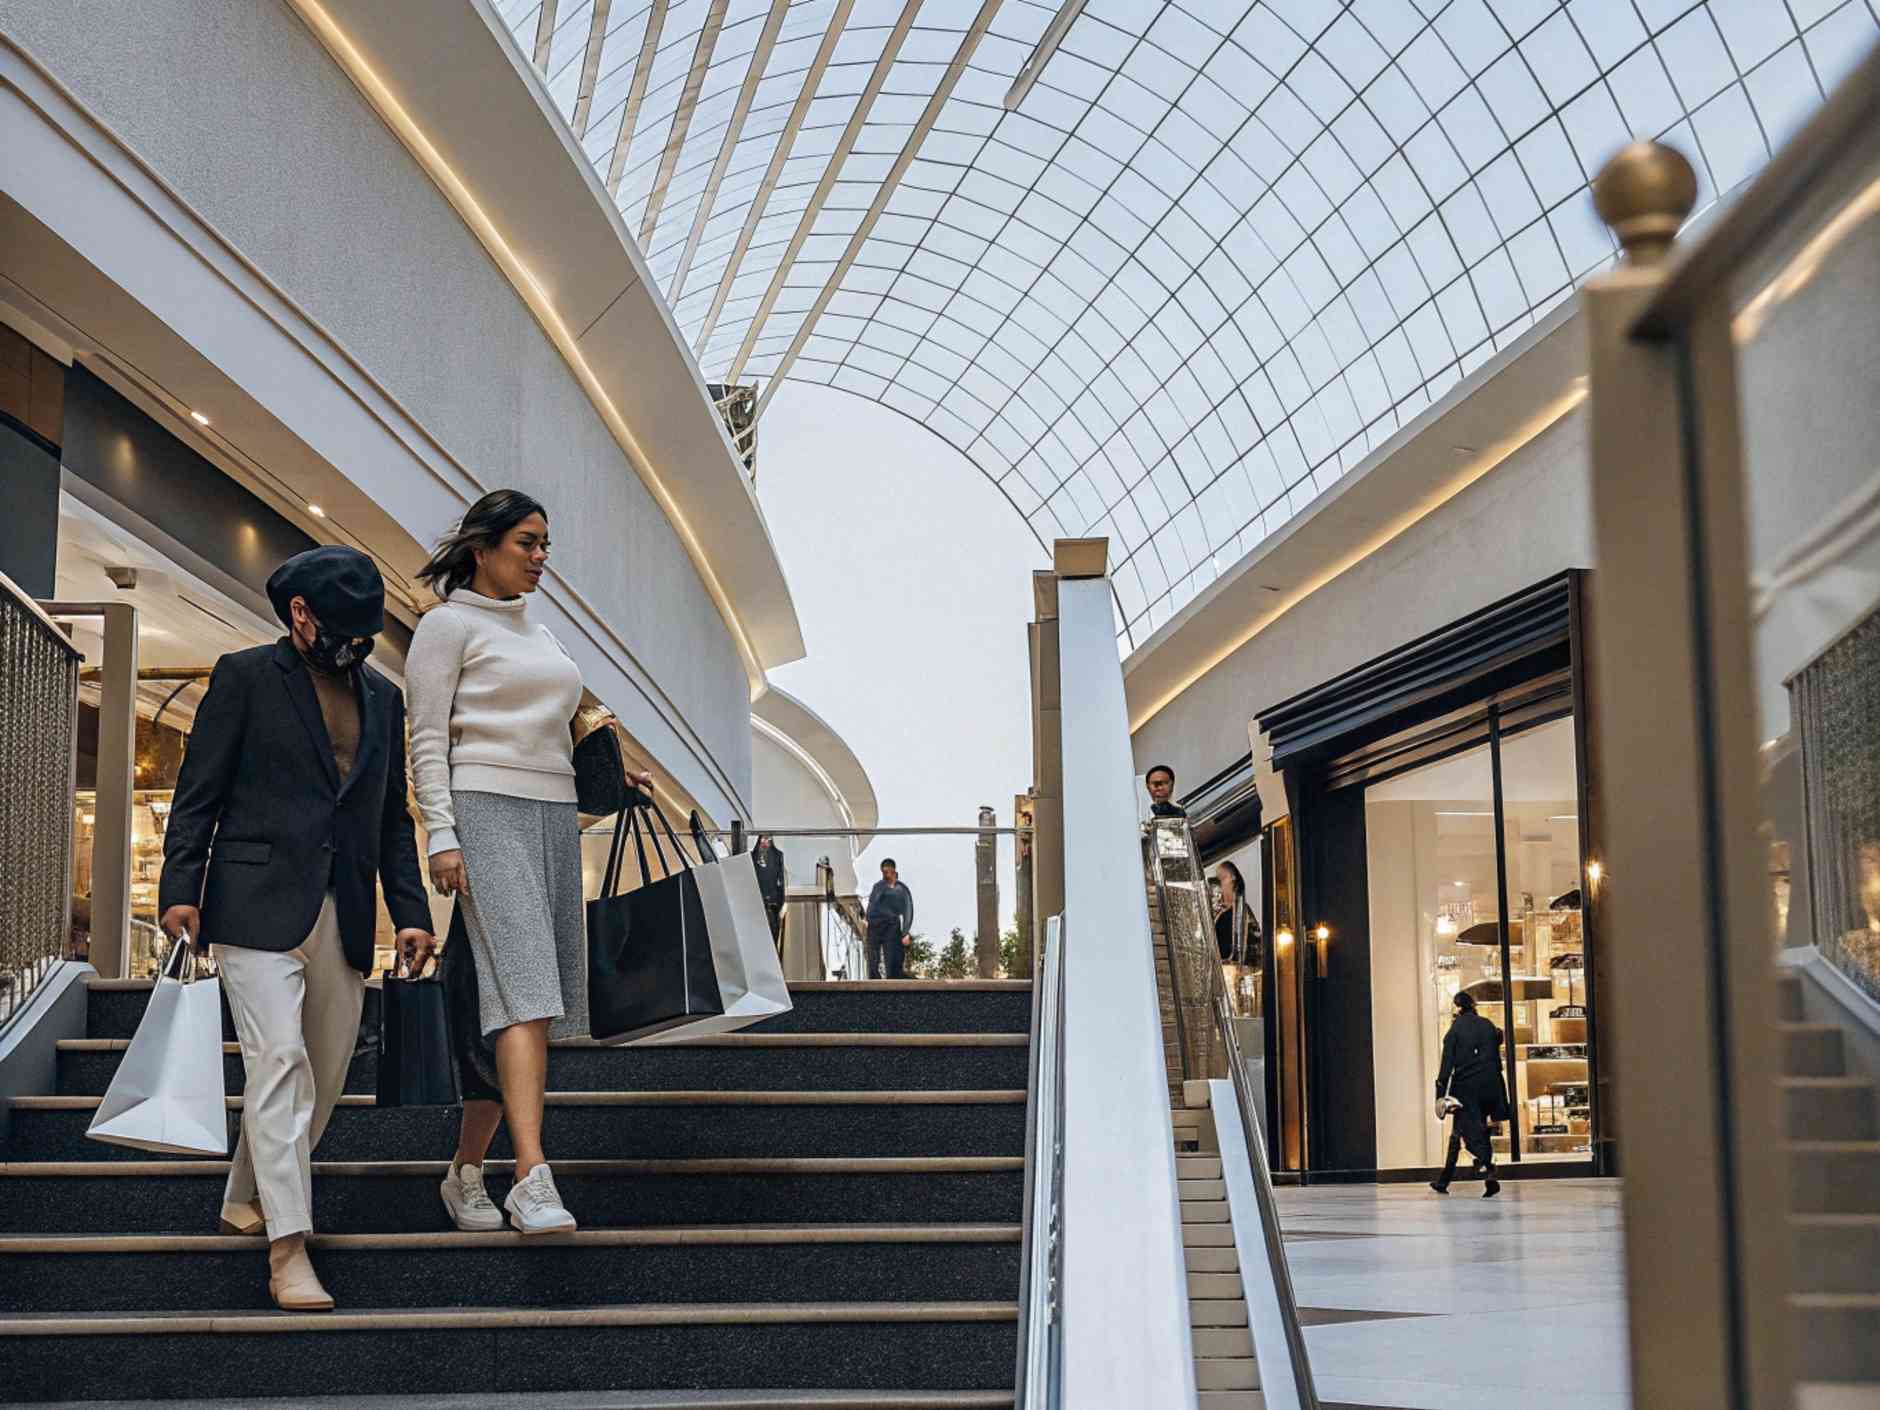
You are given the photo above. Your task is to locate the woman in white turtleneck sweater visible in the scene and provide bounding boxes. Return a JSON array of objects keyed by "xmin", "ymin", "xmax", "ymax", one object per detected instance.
[{"xmin": 405, "ymin": 490, "xmax": 597, "ymax": 1236}]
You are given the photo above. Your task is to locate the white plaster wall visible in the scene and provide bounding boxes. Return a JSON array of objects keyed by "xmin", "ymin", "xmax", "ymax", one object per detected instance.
[
  {"xmin": 0, "ymin": 0, "xmax": 750, "ymax": 810},
  {"xmin": 750, "ymin": 731, "xmax": 860, "ymax": 896},
  {"xmin": 1133, "ymin": 406, "xmax": 1593, "ymax": 786}
]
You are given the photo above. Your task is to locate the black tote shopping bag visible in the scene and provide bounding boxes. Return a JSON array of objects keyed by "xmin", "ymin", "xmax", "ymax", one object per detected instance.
[
  {"xmin": 587, "ymin": 802, "xmax": 723, "ymax": 1045},
  {"xmin": 378, "ymin": 956, "xmax": 461, "ymax": 1108}
]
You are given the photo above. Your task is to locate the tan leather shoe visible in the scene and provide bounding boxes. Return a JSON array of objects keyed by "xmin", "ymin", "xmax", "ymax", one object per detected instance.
[
  {"xmin": 218, "ymin": 1200, "xmax": 266, "ymax": 1236},
  {"xmin": 266, "ymin": 1240, "xmax": 335, "ymax": 1312}
]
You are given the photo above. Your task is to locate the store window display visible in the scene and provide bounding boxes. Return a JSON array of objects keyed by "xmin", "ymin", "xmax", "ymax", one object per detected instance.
[{"xmin": 1366, "ymin": 717, "xmax": 1592, "ymax": 1168}]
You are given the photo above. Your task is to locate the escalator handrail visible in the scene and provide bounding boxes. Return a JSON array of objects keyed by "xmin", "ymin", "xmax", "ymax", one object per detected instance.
[{"xmin": 1015, "ymin": 914, "xmax": 1066, "ymax": 1409}]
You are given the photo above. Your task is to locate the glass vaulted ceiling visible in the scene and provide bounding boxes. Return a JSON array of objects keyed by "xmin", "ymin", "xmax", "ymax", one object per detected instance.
[{"xmin": 498, "ymin": 0, "xmax": 1877, "ymax": 650}]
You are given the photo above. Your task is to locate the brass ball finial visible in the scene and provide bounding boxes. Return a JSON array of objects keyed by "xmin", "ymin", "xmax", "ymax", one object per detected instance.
[{"xmin": 1592, "ymin": 141, "xmax": 1698, "ymax": 266}]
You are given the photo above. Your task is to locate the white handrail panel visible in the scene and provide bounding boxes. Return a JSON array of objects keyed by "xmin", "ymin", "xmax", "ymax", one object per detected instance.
[{"xmin": 1056, "ymin": 576, "xmax": 1199, "ymax": 1408}]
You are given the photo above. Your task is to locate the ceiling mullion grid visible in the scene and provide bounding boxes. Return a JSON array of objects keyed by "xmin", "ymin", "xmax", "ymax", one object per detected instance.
[
  {"xmin": 722, "ymin": 0, "xmax": 929, "ymax": 386},
  {"xmin": 749, "ymin": 0, "xmax": 1012, "ymax": 420},
  {"xmin": 691, "ymin": 0, "xmax": 862, "ymax": 359},
  {"xmin": 606, "ymin": 0, "xmax": 672, "ymax": 194},
  {"xmin": 663, "ymin": 0, "xmax": 794, "ymax": 303},
  {"xmin": 570, "ymin": 0, "xmax": 615, "ymax": 137},
  {"xmin": 533, "ymin": 0, "xmax": 561, "ymax": 68},
  {"xmin": 638, "ymin": 0, "xmax": 733, "ymax": 244}
]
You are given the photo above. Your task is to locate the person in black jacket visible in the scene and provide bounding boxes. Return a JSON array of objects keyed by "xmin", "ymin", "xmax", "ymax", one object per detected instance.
[
  {"xmin": 865, "ymin": 858, "xmax": 915, "ymax": 979},
  {"xmin": 158, "ymin": 546, "xmax": 434, "ymax": 1311},
  {"xmin": 1431, "ymin": 991, "xmax": 1507, "ymax": 1198},
  {"xmin": 1145, "ymin": 763, "xmax": 1187, "ymax": 819},
  {"xmin": 752, "ymin": 835, "xmax": 787, "ymax": 956}
]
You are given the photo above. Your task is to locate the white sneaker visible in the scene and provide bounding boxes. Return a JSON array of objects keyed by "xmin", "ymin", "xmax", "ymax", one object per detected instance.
[
  {"xmin": 440, "ymin": 1162, "xmax": 505, "ymax": 1232},
  {"xmin": 503, "ymin": 1162, "xmax": 577, "ymax": 1235}
]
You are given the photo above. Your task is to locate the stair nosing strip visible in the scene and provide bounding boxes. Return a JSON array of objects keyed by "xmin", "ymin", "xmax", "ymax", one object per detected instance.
[
  {"xmin": 58, "ymin": 1034, "xmax": 1030, "ymax": 1052},
  {"xmin": 0, "ymin": 1224, "xmax": 1025, "ymax": 1254},
  {"xmin": 86, "ymin": 978, "xmax": 1032, "ymax": 993},
  {"xmin": 0, "ymin": 1300, "xmax": 1022, "ymax": 1335},
  {"xmin": 13, "ymin": 1090, "xmax": 1029, "ymax": 1110},
  {"xmin": 0, "ymin": 1156, "xmax": 1026, "ymax": 1177}
]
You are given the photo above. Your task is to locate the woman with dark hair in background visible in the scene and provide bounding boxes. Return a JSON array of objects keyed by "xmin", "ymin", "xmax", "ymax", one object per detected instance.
[
  {"xmin": 406, "ymin": 489, "xmax": 646, "ymax": 1235},
  {"xmin": 1214, "ymin": 860, "xmax": 1261, "ymax": 1016},
  {"xmin": 1431, "ymin": 990, "xmax": 1507, "ymax": 1198}
]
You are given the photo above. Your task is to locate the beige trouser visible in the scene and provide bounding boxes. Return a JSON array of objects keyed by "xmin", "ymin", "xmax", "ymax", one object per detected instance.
[{"xmin": 214, "ymin": 894, "xmax": 363, "ymax": 1239}]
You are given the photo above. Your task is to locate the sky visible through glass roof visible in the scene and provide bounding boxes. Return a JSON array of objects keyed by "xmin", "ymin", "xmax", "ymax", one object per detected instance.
[{"xmin": 498, "ymin": 0, "xmax": 1877, "ymax": 650}]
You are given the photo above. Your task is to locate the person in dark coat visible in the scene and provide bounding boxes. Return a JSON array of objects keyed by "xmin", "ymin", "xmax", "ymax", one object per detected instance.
[
  {"xmin": 158, "ymin": 546, "xmax": 434, "ymax": 1310},
  {"xmin": 865, "ymin": 858, "xmax": 915, "ymax": 979},
  {"xmin": 752, "ymin": 835, "xmax": 787, "ymax": 955},
  {"xmin": 1145, "ymin": 763, "xmax": 1187, "ymax": 819},
  {"xmin": 1431, "ymin": 991, "xmax": 1508, "ymax": 1197},
  {"xmin": 1213, "ymin": 860, "xmax": 1260, "ymax": 964}
]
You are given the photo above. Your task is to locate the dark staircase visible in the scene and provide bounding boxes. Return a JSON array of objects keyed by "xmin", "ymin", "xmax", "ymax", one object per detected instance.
[{"xmin": 0, "ymin": 977, "xmax": 1031, "ymax": 1406}]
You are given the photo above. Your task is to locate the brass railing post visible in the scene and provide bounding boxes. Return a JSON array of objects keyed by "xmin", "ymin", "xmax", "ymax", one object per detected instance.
[{"xmin": 1584, "ymin": 141, "xmax": 1791, "ymax": 1410}]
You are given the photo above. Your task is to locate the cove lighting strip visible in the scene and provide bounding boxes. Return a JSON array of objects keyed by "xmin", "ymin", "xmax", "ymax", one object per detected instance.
[{"xmin": 288, "ymin": 0, "xmax": 766, "ymax": 691}]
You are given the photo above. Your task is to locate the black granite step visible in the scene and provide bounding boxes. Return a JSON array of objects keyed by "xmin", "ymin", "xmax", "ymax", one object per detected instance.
[
  {"xmin": 81, "ymin": 981, "xmax": 1032, "ymax": 1042},
  {"xmin": 0, "ymin": 1159, "xmax": 1023, "ymax": 1235},
  {"xmin": 54, "ymin": 1036, "xmax": 1028, "ymax": 1098},
  {"xmin": 8, "ymin": 1093, "xmax": 1028, "ymax": 1163},
  {"xmin": 0, "ymin": 1304, "xmax": 1017, "ymax": 1401},
  {"xmin": 0, "ymin": 1228, "xmax": 1021, "ymax": 1314}
]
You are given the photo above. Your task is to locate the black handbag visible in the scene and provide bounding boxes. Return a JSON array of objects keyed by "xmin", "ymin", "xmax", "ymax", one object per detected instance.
[
  {"xmin": 573, "ymin": 721, "xmax": 628, "ymax": 815},
  {"xmin": 378, "ymin": 954, "xmax": 461, "ymax": 1107},
  {"xmin": 586, "ymin": 801, "xmax": 722, "ymax": 1045}
]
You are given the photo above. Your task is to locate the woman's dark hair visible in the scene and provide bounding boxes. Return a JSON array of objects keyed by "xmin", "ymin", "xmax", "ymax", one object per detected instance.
[
  {"xmin": 416, "ymin": 489, "xmax": 548, "ymax": 595},
  {"xmin": 1216, "ymin": 860, "xmax": 1245, "ymax": 900},
  {"xmin": 1453, "ymin": 991, "xmax": 1476, "ymax": 1012}
]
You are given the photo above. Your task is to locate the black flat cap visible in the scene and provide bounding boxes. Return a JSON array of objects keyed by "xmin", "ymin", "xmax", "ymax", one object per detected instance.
[{"xmin": 266, "ymin": 546, "xmax": 384, "ymax": 638}]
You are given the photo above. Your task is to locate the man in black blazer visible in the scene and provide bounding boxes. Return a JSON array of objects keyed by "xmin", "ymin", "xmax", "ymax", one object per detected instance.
[
  {"xmin": 159, "ymin": 545, "xmax": 433, "ymax": 1311},
  {"xmin": 1430, "ymin": 992, "xmax": 1508, "ymax": 1198},
  {"xmin": 752, "ymin": 834, "xmax": 787, "ymax": 956}
]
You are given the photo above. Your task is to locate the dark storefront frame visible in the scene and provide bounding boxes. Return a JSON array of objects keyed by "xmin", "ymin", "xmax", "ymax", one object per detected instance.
[{"xmin": 1253, "ymin": 571, "xmax": 1611, "ymax": 1181}]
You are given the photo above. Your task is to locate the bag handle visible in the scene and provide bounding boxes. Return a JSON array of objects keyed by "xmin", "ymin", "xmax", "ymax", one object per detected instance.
[
  {"xmin": 643, "ymin": 799, "xmax": 696, "ymax": 874},
  {"xmin": 160, "ymin": 931, "xmax": 200, "ymax": 985}
]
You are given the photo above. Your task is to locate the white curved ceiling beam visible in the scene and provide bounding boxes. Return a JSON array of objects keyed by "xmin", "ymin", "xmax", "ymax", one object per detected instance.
[
  {"xmin": 665, "ymin": 0, "xmax": 791, "ymax": 306},
  {"xmin": 638, "ymin": 0, "xmax": 730, "ymax": 245},
  {"xmin": 531, "ymin": 0, "xmax": 558, "ymax": 69},
  {"xmin": 605, "ymin": 0, "xmax": 668, "ymax": 195},
  {"xmin": 689, "ymin": 0, "xmax": 857, "ymax": 359},
  {"xmin": 1004, "ymin": 0, "xmax": 1086, "ymax": 112},
  {"xmin": 724, "ymin": 0, "xmax": 925, "ymax": 387},
  {"xmin": 569, "ymin": 0, "xmax": 613, "ymax": 138},
  {"xmin": 753, "ymin": 0, "xmax": 1007, "ymax": 422}
]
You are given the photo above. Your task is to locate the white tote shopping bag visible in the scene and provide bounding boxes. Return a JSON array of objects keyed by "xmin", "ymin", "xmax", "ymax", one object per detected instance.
[
  {"xmin": 635, "ymin": 851, "xmax": 792, "ymax": 1043},
  {"xmin": 87, "ymin": 936, "xmax": 228, "ymax": 1156}
]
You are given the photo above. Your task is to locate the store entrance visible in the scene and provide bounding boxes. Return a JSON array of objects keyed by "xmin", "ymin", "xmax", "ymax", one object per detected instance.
[{"xmin": 1364, "ymin": 713, "xmax": 1592, "ymax": 1169}]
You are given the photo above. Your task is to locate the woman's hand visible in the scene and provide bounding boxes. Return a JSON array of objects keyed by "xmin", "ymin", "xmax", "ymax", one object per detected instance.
[
  {"xmin": 628, "ymin": 768, "xmax": 654, "ymax": 791},
  {"xmin": 430, "ymin": 849, "xmax": 469, "ymax": 896}
]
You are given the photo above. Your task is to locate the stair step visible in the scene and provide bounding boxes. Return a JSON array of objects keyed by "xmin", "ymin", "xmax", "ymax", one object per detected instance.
[
  {"xmin": 81, "ymin": 980, "xmax": 1032, "ymax": 1042},
  {"xmin": 1195, "ymin": 1358, "xmax": 1258, "ymax": 1391},
  {"xmin": 1782, "ymin": 1023, "xmax": 1849, "ymax": 1077},
  {"xmin": 6, "ymin": 1092, "xmax": 1027, "ymax": 1164},
  {"xmin": 1180, "ymin": 1178, "xmax": 1226, "ymax": 1200},
  {"xmin": 1197, "ymin": 1391, "xmax": 1264, "ymax": 1410},
  {"xmin": 1189, "ymin": 1299, "xmax": 1248, "ymax": 1328},
  {"xmin": 1180, "ymin": 1200, "xmax": 1230, "ymax": 1225},
  {"xmin": 1782, "ymin": 1078, "xmax": 1877, "ymax": 1141},
  {"xmin": 0, "ymin": 1394, "xmax": 1015, "ymax": 1410},
  {"xmin": 1193, "ymin": 1326, "xmax": 1254, "ymax": 1358},
  {"xmin": 1789, "ymin": 1294, "xmax": 1880, "ymax": 1380},
  {"xmin": 1178, "ymin": 1157, "xmax": 1222, "ymax": 1179},
  {"xmin": 1183, "ymin": 1223, "xmax": 1234, "ymax": 1248},
  {"xmin": 1789, "ymin": 1142, "xmax": 1880, "ymax": 1213},
  {"xmin": 0, "ymin": 1227, "xmax": 1020, "ymax": 1315},
  {"xmin": 1187, "ymin": 1272, "xmax": 1244, "ymax": 1299},
  {"xmin": 0, "ymin": 1302, "xmax": 1019, "ymax": 1401},
  {"xmin": 1798, "ymin": 1383, "xmax": 1880, "ymax": 1409},
  {"xmin": 54, "ymin": 1035, "xmax": 1029, "ymax": 1097},
  {"xmin": 0, "ymin": 1157, "xmax": 1024, "ymax": 1236},
  {"xmin": 1790, "ymin": 1214, "xmax": 1880, "ymax": 1294},
  {"xmin": 1185, "ymin": 1247, "xmax": 1240, "ymax": 1274},
  {"xmin": 1777, "ymin": 972, "xmax": 1804, "ymax": 1021}
]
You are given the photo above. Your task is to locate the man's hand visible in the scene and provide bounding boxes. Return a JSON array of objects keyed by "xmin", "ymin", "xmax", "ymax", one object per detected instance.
[
  {"xmin": 160, "ymin": 904, "xmax": 203, "ymax": 950},
  {"xmin": 902, "ymin": 934, "xmax": 912, "ymax": 947},
  {"xmin": 395, "ymin": 928, "xmax": 437, "ymax": 975},
  {"xmin": 429, "ymin": 849, "xmax": 468, "ymax": 896}
]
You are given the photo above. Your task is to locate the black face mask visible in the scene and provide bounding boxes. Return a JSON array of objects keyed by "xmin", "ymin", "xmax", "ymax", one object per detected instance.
[{"xmin": 303, "ymin": 628, "xmax": 373, "ymax": 674}]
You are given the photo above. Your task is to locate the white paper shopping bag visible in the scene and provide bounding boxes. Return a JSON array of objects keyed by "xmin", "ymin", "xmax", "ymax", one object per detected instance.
[
  {"xmin": 635, "ymin": 851, "xmax": 792, "ymax": 1043},
  {"xmin": 87, "ymin": 937, "xmax": 228, "ymax": 1155}
]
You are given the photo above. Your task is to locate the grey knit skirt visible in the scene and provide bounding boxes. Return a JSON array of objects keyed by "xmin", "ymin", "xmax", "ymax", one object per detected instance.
[{"xmin": 453, "ymin": 790, "xmax": 587, "ymax": 1040}]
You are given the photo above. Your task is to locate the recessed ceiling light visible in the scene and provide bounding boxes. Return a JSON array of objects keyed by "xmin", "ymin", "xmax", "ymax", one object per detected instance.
[
  {"xmin": 190, "ymin": 410, "xmax": 211, "ymax": 426},
  {"xmin": 307, "ymin": 503, "xmax": 326, "ymax": 518},
  {"xmin": 1454, "ymin": 880, "xmax": 1467, "ymax": 887}
]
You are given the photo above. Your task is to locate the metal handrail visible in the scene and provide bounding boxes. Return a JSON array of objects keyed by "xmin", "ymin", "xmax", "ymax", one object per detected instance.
[
  {"xmin": 1015, "ymin": 913, "xmax": 1066, "ymax": 1409},
  {"xmin": 1212, "ymin": 967, "xmax": 1320, "ymax": 1409},
  {"xmin": 1144, "ymin": 822, "xmax": 1194, "ymax": 1087}
]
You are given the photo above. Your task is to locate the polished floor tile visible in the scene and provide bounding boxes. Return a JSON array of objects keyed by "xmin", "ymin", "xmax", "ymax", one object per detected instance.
[{"xmin": 1274, "ymin": 1179, "xmax": 1630, "ymax": 1409}]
